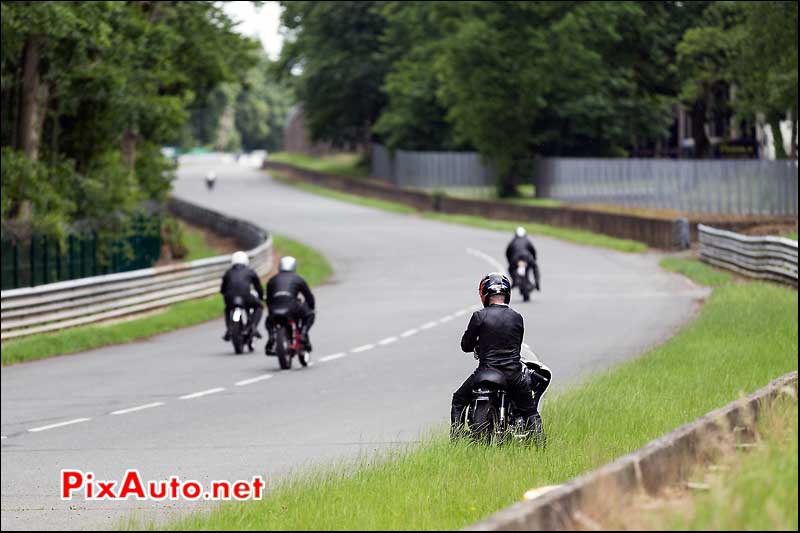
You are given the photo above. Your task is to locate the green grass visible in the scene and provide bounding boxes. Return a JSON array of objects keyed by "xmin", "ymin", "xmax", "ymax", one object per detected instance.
[
  {"xmin": 151, "ymin": 269, "xmax": 797, "ymax": 530},
  {"xmin": 665, "ymin": 396, "xmax": 798, "ymax": 530},
  {"xmin": 270, "ymin": 170, "xmax": 647, "ymax": 253},
  {"xmin": 180, "ymin": 220, "xmax": 226, "ymax": 261},
  {"xmin": 271, "ymin": 234, "xmax": 333, "ymax": 288},
  {"xmin": 784, "ymin": 231, "xmax": 798, "ymax": 241},
  {"xmin": 272, "ymin": 173, "xmax": 416, "ymax": 214},
  {"xmin": 267, "ymin": 152, "xmax": 368, "ymax": 177},
  {"xmin": 659, "ymin": 256, "xmax": 733, "ymax": 286},
  {"xmin": 423, "ymin": 212, "xmax": 647, "ymax": 253},
  {"xmin": 1, "ymin": 234, "xmax": 331, "ymax": 366}
]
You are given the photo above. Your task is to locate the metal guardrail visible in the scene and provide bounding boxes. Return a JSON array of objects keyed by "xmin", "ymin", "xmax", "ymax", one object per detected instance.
[
  {"xmin": 698, "ymin": 224, "xmax": 798, "ymax": 286},
  {"xmin": 0, "ymin": 201, "xmax": 273, "ymax": 340}
]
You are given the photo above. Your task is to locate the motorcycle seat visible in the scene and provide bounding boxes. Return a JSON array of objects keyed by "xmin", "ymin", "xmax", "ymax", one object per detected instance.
[{"xmin": 473, "ymin": 368, "xmax": 508, "ymax": 389}]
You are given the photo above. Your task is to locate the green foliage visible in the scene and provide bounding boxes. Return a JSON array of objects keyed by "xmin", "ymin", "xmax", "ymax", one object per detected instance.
[
  {"xmin": 730, "ymin": 1, "xmax": 798, "ymax": 158},
  {"xmin": 1, "ymin": 1, "xmax": 256, "ymax": 232},
  {"xmin": 161, "ymin": 217, "xmax": 189, "ymax": 260},
  {"xmin": 276, "ymin": 1, "xmax": 389, "ymax": 147}
]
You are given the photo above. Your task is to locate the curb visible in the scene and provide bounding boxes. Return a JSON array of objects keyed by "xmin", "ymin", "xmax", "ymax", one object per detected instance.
[{"xmin": 464, "ymin": 370, "xmax": 798, "ymax": 531}]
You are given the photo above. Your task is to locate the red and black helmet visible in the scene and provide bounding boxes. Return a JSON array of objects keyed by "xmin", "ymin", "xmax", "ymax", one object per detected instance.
[{"xmin": 478, "ymin": 272, "xmax": 511, "ymax": 306}]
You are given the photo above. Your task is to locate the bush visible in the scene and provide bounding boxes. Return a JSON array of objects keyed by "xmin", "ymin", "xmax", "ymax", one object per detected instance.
[{"xmin": 161, "ymin": 217, "xmax": 188, "ymax": 260}]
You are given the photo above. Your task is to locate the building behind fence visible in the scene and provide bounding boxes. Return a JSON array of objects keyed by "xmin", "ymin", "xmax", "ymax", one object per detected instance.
[
  {"xmin": 370, "ymin": 143, "xmax": 798, "ymax": 216},
  {"xmin": 1, "ymin": 215, "xmax": 162, "ymax": 290}
]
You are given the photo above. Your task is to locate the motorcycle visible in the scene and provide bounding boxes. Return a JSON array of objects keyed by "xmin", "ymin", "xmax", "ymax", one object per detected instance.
[
  {"xmin": 205, "ymin": 173, "xmax": 216, "ymax": 191},
  {"xmin": 458, "ymin": 348, "xmax": 551, "ymax": 445},
  {"xmin": 228, "ymin": 295, "xmax": 256, "ymax": 354},
  {"xmin": 269, "ymin": 313, "xmax": 310, "ymax": 370},
  {"xmin": 512, "ymin": 258, "xmax": 533, "ymax": 302}
]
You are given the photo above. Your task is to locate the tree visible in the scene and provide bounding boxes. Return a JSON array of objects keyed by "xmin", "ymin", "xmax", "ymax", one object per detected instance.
[
  {"xmin": 276, "ymin": 1, "xmax": 389, "ymax": 148},
  {"xmin": 373, "ymin": 1, "xmax": 464, "ymax": 151},
  {"xmin": 1, "ymin": 1, "xmax": 257, "ymax": 229},
  {"xmin": 430, "ymin": 2, "xmax": 683, "ymax": 194},
  {"xmin": 731, "ymin": 1, "xmax": 798, "ymax": 158},
  {"xmin": 676, "ymin": 1, "xmax": 743, "ymax": 158},
  {"xmin": 236, "ymin": 53, "xmax": 294, "ymax": 151}
]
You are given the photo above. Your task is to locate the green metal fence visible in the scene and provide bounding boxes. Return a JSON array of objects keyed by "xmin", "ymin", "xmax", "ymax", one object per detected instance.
[{"xmin": 1, "ymin": 217, "xmax": 162, "ymax": 290}]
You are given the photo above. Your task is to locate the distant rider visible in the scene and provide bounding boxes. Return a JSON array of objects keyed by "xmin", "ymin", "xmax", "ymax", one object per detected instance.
[
  {"xmin": 220, "ymin": 251, "xmax": 264, "ymax": 340},
  {"xmin": 451, "ymin": 273, "xmax": 540, "ymax": 438},
  {"xmin": 265, "ymin": 256, "xmax": 316, "ymax": 354},
  {"xmin": 505, "ymin": 226, "xmax": 540, "ymax": 292},
  {"xmin": 205, "ymin": 172, "xmax": 217, "ymax": 190}
]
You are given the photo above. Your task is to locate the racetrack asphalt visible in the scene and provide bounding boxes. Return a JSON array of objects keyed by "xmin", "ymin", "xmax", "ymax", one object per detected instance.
[{"xmin": 1, "ymin": 154, "xmax": 708, "ymax": 530}]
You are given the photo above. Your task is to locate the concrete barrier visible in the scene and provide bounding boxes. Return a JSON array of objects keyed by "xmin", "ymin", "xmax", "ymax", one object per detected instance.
[
  {"xmin": 264, "ymin": 161, "xmax": 689, "ymax": 249},
  {"xmin": 464, "ymin": 371, "xmax": 798, "ymax": 531}
]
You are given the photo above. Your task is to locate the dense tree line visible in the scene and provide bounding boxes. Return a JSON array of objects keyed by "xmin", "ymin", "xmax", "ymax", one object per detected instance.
[
  {"xmin": 1, "ymin": 1, "xmax": 257, "ymax": 234},
  {"xmin": 185, "ymin": 51, "xmax": 293, "ymax": 153},
  {"xmin": 277, "ymin": 1, "xmax": 798, "ymax": 195}
]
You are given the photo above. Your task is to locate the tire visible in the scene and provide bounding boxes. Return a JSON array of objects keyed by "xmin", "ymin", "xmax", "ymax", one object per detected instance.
[
  {"xmin": 470, "ymin": 399, "xmax": 498, "ymax": 443},
  {"xmin": 275, "ymin": 326, "xmax": 292, "ymax": 370},
  {"xmin": 231, "ymin": 321, "xmax": 244, "ymax": 355}
]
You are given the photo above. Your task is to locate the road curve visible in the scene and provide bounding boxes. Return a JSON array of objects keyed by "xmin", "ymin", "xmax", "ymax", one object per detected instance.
[{"xmin": 1, "ymin": 155, "xmax": 707, "ymax": 530}]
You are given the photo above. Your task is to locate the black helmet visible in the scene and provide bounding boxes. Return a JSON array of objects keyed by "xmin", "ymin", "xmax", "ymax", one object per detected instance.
[{"xmin": 478, "ymin": 272, "xmax": 511, "ymax": 306}]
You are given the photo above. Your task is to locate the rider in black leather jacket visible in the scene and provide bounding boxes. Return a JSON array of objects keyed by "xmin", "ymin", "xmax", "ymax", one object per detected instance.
[
  {"xmin": 265, "ymin": 256, "xmax": 316, "ymax": 354},
  {"xmin": 505, "ymin": 227, "xmax": 541, "ymax": 291},
  {"xmin": 220, "ymin": 251, "xmax": 264, "ymax": 340},
  {"xmin": 451, "ymin": 273, "xmax": 538, "ymax": 436}
]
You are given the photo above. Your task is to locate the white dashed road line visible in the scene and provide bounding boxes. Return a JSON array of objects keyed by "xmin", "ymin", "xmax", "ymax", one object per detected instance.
[
  {"xmin": 179, "ymin": 387, "xmax": 225, "ymax": 400},
  {"xmin": 235, "ymin": 375, "xmax": 273, "ymax": 387},
  {"xmin": 351, "ymin": 344, "xmax": 375, "ymax": 353},
  {"xmin": 28, "ymin": 418, "xmax": 92, "ymax": 433},
  {"xmin": 110, "ymin": 402, "xmax": 165, "ymax": 416},
  {"xmin": 466, "ymin": 247, "xmax": 505, "ymax": 271},
  {"xmin": 20, "ymin": 305, "xmax": 477, "ymax": 438},
  {"xmin": 320, "ymin": 352, "xmax": 347, "ymax": 363}
]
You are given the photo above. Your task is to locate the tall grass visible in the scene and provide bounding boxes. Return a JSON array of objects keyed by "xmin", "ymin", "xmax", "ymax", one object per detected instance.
[
  {"xmin": 664, "ymin": 396, "xmax": 798, "ymax": 530},
  {"xmin": 153, "ymin": 275, "xmax": 797, "ymax": 530}
]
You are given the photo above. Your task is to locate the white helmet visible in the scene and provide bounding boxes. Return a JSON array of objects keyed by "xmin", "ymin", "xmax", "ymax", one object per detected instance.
[
  {"xmin": 515, "ymin": 226, "xmax": 527, "ymax": 238},
  {"xmin": 206, "ymin": 172, "xmax": 216, "ymax": 180},
  {"xmin": 279, "ymin": 256, "xmax": 297, "ymax": 273},
  {"xmin": 231, "ymin": 251, "xmax": 249, "ymax": 266}
]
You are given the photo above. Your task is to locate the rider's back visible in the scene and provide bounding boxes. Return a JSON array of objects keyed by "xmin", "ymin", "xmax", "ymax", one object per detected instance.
[
  {"xmin": 266, "ymin": 271, "xmax": 314, "ymax": 308},
  {"xmin": 461, "ymin": 304, "xmax": 524, "ymax": 372}
]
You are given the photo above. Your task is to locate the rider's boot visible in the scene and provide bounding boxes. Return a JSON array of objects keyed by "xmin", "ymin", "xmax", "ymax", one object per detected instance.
[
  {"xmin": 264, "ymin": 328, "xmax": 275, "ymax": 355},
  {"xmin": 300, "ymin": 324, "xmax": 312, "ymax": 351},
  {"xmin": 222, "ymin": 329, "xmax": 231, "ymax": 341}
]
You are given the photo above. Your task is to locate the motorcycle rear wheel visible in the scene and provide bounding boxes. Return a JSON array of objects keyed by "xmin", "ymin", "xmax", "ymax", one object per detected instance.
[
  {"xmin": 231, "ymin": 321, "xmax": 244, "ymax": 354},
  {"xmin": 470, "ymin": 400, "xmax": 499, "ymax": 443},
  {"xmin": 275, "ymin": 327, "xmax": 292, "ymax": 370}
]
